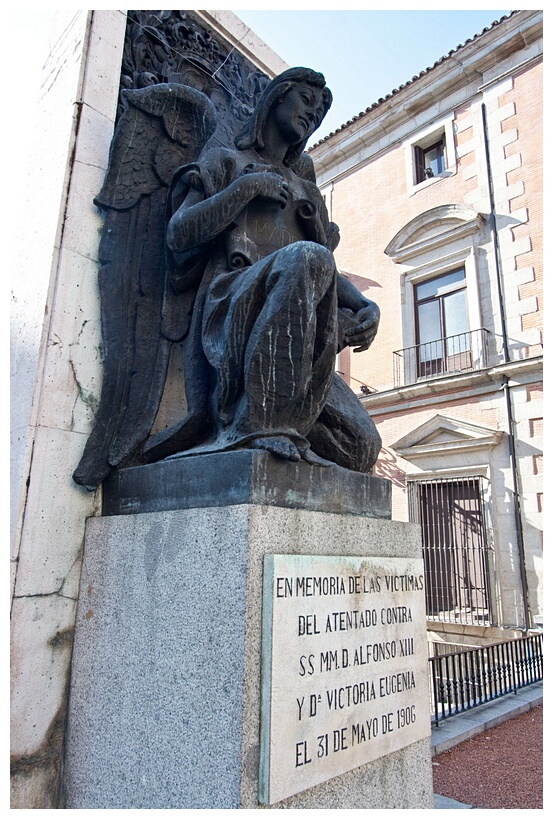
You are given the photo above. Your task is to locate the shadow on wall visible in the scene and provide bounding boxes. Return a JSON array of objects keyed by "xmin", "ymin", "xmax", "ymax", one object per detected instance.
[{"xmin": 372, "ymin": 447, "xmax": 406, "ymax": 488}]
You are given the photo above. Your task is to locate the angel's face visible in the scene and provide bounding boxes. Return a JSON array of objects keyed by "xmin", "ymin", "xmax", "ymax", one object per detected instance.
[{"xmin": 271, "ymin": 83, "xmax": 326, "ymax": 145}]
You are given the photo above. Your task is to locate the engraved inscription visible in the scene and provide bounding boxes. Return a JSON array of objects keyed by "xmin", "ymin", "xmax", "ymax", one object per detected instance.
[{"xmin": 259, "ymin": 555, "xmax": 431, "ymax": 805}]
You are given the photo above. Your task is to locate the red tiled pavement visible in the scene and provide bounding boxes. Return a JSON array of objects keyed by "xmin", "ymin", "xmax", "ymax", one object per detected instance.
[{"xmin": 432, "ymin": 705, "xmax": 543, "ymax": 809}]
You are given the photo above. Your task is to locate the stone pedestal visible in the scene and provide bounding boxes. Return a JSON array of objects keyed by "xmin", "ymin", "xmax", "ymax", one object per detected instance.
[
  {"xmin": 64, "ymin": 454, "xmax": 433, "ymax": 808},
  {"xmin": 101, "ymin": 449, "xmax": 392, "ymax": 518}
]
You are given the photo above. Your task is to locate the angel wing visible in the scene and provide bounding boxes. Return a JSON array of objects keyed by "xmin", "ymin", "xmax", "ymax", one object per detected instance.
[{"xmin": 73, "ymin": 83, "xmax": 217, "ymax": 490}]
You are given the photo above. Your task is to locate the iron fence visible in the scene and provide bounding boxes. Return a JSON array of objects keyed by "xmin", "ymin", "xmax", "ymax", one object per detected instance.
[
  {"xmin": 393, "ymin": 328, "xmax": 490, "ymax": 387},
  {"xmin": 429, "ymin": 634, "xmax": 543, "ymax": 725}
]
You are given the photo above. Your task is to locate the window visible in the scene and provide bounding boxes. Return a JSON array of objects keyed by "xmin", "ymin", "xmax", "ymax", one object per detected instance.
[
  {"xmin": 414, "ymin": 138, "xmax": 445, "ymax": 184},
  {"xmin": 404, "ymin": 114, "xmax": 455, "ymax": 193},
  {"xmin": 384, "ymin": 205, "xmax": 490, "ymax": 387},
  {"xmin": 414, "ymin": 267, "xmax": 470, "ymax": 378},
  {"xmin": 407, "ymin": 477, "xmax": 492, "ymax": 626}
]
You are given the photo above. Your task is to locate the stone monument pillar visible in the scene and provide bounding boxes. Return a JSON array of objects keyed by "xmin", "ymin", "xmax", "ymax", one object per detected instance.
[
  {"xmin": 58, "ymin": 10, "xmax": 434, "ymax": 809},
  {"xmin": 64, "ymin": 454, "xmax": 434, "ymax": 808}
]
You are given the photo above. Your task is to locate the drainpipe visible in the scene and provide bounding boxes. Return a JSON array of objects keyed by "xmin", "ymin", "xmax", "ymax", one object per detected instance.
[{"xmin": 481, "ymin": 102, "xmax": 530, "ymax": 631}]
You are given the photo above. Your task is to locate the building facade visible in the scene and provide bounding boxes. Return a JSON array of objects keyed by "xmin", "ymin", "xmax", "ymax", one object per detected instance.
[{"xmin": 310, "ymin": 9, "xmax": 543, "ymax": 650}]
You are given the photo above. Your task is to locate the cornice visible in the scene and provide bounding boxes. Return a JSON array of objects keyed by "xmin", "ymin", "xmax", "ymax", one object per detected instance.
[
  {"xmin": 359, "ymin": 356, "xmax": 543, "ymax": 413},
  {"xmin": 390, "ymin": 414, "xmax": 505, "ymax": 461},
  {"xmin": 393, "ymin": 436, "xmax": 503, "ymax": 459},
  {"xmin": 384, "ymin": 206, "xmax": 486, "ymax": 263}
]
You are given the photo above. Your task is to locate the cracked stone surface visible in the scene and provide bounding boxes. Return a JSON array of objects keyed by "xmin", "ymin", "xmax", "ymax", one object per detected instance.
[
  {"xmin": 14, "ymin": 426, "xmax": 97, "ymax": 598},
  {"xmin": 10, "ymin": 10, "xmax": 127, "ymax": 809},
  {"xmin": 10, "ymin": 595, "xmax": 77, "ymax": 758}
]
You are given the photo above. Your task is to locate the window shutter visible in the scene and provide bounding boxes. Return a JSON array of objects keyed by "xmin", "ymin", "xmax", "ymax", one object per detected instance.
[{"xmin": 414, "ymin": 145, "xmax": 425, "ymax": 184}]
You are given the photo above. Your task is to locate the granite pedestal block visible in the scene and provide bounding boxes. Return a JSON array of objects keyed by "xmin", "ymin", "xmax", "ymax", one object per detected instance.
[{"xmin": 64, "ymin": 458, "xmax": 433, "ymax": 809}]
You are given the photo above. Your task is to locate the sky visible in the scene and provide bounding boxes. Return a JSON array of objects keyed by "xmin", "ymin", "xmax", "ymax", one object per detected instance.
[{"xmin": 231, "ymin": 8, "xmax": 512, "ymax": 145}]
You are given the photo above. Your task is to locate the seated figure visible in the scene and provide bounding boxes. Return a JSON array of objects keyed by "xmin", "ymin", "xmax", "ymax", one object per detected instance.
[
  {"xmin": 148, "ymin": 68, "xmax": 381, "ymax": 471},
  {"xmin": 73, "ymin": 68, "xmax": 381, "ymax": 489}
]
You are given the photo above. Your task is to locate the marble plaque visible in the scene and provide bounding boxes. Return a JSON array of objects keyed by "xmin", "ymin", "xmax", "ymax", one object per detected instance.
[{"xmin": 259, "ymin": 554, "xmax": 431, "ymax": 805}]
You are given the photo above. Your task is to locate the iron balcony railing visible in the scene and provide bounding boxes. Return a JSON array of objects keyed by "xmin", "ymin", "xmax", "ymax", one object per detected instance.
[
  {"xmin": 428, "ymin": 634, "xmax": 543, "ymax": 726},
  {"xmin": 393, "ymin": 328, "xmax": 490, "ymax": 388}
]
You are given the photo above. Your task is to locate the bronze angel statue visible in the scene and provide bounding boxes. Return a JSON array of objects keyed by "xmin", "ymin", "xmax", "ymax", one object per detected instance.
[{"xmin": 73, "ymin": 68, "xmax": 381, "ymax": 490}]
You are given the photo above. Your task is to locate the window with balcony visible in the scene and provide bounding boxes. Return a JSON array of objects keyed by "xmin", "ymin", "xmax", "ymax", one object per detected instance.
[
  {"xmin": 384, "ymin": 205, "xmax": 491, "ymax": 388},
  {"xmin": 414, "ymin": 267, "xmax": 470, "ymax": 378}
]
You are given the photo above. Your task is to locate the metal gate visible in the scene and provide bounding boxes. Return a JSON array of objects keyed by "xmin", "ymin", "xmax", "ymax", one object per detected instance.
[{"xmin": 408, "ymin": 477, "xmax": 492, "ymax": 625}]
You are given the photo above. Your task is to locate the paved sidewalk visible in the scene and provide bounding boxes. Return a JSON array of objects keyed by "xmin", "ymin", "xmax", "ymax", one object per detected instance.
[
  {"xmin": 431, "ymin": 681, "xmax": 543, "ymax": 809},
  {"xmin": 434, "ymin": 794, "xmax": 477, "ymax": 809}
]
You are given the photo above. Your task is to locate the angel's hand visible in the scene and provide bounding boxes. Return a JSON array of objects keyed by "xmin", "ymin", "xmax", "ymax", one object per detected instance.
[
  {"xmin": 240, "ymin": 165, "xmax": 290, "ymax": 208},
  {"xmin": 242, "ymin": 162, "xmax": 278, "ymax": 175},
  {"xmin": 326, "ymin": 222, "xmax": 340, "ymax": 252},
  {"xmin": 249, "ymin": 171, "xmax": 290, "ymax": 208},
  {"xmin": 169, "ymin": 167, "xmax": 288, "ymax": 252},
  {"xmin": 345, "ymin": 301, "xmax": 380, "ymax": 353}
]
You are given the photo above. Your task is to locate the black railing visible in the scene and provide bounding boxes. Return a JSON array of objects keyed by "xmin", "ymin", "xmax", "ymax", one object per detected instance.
[
  {"xmin": 393, "ymin": 328, "xmax": 490, "ymax": 387},
  {"xmin": 429, "ymin": 634, "xmax": 543, "ymax": 726}
]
